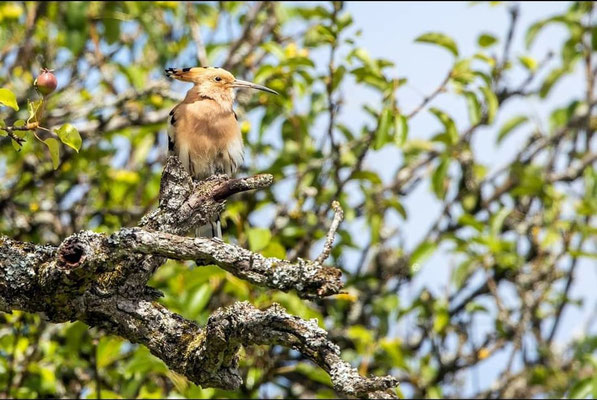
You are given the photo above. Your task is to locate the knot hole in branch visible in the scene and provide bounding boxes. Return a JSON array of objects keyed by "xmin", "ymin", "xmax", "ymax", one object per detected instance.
[{"xmin": 58, "ymin": 239, "xmax": 86, "ymax": 268}]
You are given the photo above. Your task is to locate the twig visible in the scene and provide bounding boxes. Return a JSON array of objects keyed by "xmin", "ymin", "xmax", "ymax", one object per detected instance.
[
  {"xmin": 406, "ymin": 71, "xmax": 451, "ymax": 119},
  {"xmin": 315, "ymin": 201, "xmax": 345, "ymax": 265},
  {"xmin": 3, "ymin": 129, "xmax": 26, "ymax": 147},
  {"xmin": 496, "ymin": 4, "xmax": 519, "ymax": 83},
  {"xmin": 547, "ymin": 219, "xmax": 591, "ymax": 344},
  {"xmin": 222, "ymin": 2, "xmax": 268, "ymax": 70}
]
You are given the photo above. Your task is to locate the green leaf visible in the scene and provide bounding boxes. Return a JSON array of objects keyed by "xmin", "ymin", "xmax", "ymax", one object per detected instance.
[
  {"xmin": 451, "ymin": 59, "xmax": 475, "ymax": 84},
  {"xmin": 458, "ymin": 213, "xmax": 484, "ymax": 232},
  {"xmin": 432, "ymin": 156, "xmax": 450, "ymax": 199},
  {"xmin": 385, "ymin": 197, "xmax": 407, "ymax": 219},
  {"xmin": 352, "ymin": 170, "xmax": 382, "ymax": 184},
  {"xmin": 480, "ymin": 86, "xmax": 498, "ymax": 124},
  {"xmin": 410, "ymin": 241, "xmax": 437, "ymax": 272},
  {"xmin": 464, "ymin": 91, "xmax": 481, "ymax": 125},
  {"xmin": 478, "ymin": 33, "xmax": 498, "ymax": 48},
  {"xmin": 465, "ymin": 302, "xmax": 488, "ymax": 313},
  {"xmin": 11, "ymin": 138, "xmax": 22, "ymax": 151},
  {"xmin": 569, "ymin": 377, "xmax": 593, "ymax": 399},
  {"xmin": 525, "ymin": 20, "xmax": 544, "ymax": 49},
  {"xmin": 539, "ymin": 67, "xmax": 567, "ymax": 98},
  {"xmin": 395, "ymin": 113, "xmax": 408, "ymax": 147},
  {"xmin": 347, "ymin": 325, "xmax": 374, "ymax": 353},
  {"xmin": 295, "ymin": 364, "xmax": 333, "ymax": 387},
  {"xmin": 103, "ymin": 18, "xmax": 121, "ymax": 44},
  {"xmin": 0, "ymin": 88, "xmax": 18, "ymax": 111},
  {"xmin": 562, "ymin": 37, "xmax": 581, "ymax": 67},
  {"xmin": 429, "ymin": 107, "xmax": 458, "ymax": 145},
  {"xmin": 491, "ymin": 208, "xmax": 511, "ymax": 237},
  {"xmin": 187, "ymin": 284, "xmax": 213, "ymax": 316},
  {"xmin": 13, "ymin": 119, "xmax": 25, "ymax": 127},
  {"xmin": 39, "ymin": 367, "xmax": 56, "ymax": 393},
  {"xmin": 124, "ymin": 346, "xmax": 168, "ymax": 376},
  {"xmin": 43, "ymin": 138, "xmax": 60, "ymax": 169},
  {"xmin": 497, "ymin": 115, "xmax": 528, "ymax": 143},
  {"xmin": 518, "ymin": 55, "xmax": 538, "ymax": 71},
  {"xmin": 415, "ymin": 32, "xmax": 459, "ymax": 56},
  {"xmin": 380, "ymin": 338, "xmax": 407, "ymax": 369},
  {"xmin": 453, "ymin": 260, "xmax": 473, "ymax": 289},
  {"xmin": 370, "ymin": 213, "xmax": 382, "ymax": 244},
  {"xmin": 67, "ymin": 30, "xmax": 86, "ymax": 56},
  {"xmin": 96, "ymin": 337, "xmax": 122, "ymax": 368},
  {"xmin": 118, "ymin": 64, "xmax": 146, "ymax": 90},
  {"xmin": 55, "ymin": 123, "xmax": 82, "ymax": 152},
  {"xmin": 474, "ymin": 52, "xmax": 496, "ymax": 67},
  {"xmin": 261, "ymin": 241, "xmax": 286, "ymax": 259},
  {"xmin": 247, "ymin": 227, "xmax": 271, "ymax": 252},
  {"xmin": 262, "ymin": 42, "xmax": 285, "ymax": 59},
  {"xmin": 427, "ymin": 386, "xmax": 442, "ymax": 399},
  {"xmin": 526, "ymin": 15, "xmax": 580, "ymax": 49},
  {"xmin": 331, "ymin": 65, "xmax": 346, "ymax": 92},
  {"xmin": 27, "ymin": 99, "xmax": 43, "ymax": 123},
  {"xmin": 374, "ymin": 108, "xmax": 392, "ymax": 150},
  {"xmin": 433, "ymin": 304, "xmax": 450, "ymax": 333}
]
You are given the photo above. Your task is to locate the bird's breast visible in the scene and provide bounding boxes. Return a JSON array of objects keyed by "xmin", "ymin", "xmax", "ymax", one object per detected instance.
[{"xmin": 173, "ymin": 101, "xmax": 244, "ymax": 179}]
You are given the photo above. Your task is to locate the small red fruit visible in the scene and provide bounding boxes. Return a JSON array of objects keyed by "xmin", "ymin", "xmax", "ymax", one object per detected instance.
[{"xmin": 35, "ymin": 68, "xmax": 57, "ymax": 96}]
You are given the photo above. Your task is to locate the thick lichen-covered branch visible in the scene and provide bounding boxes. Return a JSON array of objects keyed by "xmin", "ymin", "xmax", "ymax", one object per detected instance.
[
  {"xmin": 110, "ymin": 228, "xmax": 343, "ymax": 298},
  {"xmin": 189, "ymin": 302, "xmax": 399, "ymax": 398},
  {"xmin": 0, "ymin": 155, "xmax": 399, "ymax": 398},
  {"xmin": 85, "ymin": 298, "xmax": 398, "ymax": 398}
]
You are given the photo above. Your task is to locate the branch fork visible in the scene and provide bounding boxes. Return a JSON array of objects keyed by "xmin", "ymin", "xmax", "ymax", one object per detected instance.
[{"xmin": 0, "ymin": 156, "xmax": 398, "ymax": 398}]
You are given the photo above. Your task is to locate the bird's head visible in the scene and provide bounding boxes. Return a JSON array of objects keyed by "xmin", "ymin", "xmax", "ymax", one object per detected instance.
[{"xmin": 165, "ymin": 67, "xmax": 277, "ymax": 107}]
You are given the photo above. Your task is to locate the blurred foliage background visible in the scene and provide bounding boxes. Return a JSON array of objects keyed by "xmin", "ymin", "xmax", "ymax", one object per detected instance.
[{"xmin": 0, "ymin": 1, "xmax": 596, "ymax": 398}]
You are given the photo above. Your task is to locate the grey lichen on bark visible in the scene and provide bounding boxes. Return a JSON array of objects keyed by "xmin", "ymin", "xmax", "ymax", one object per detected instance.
[{"xmin": 0, "ymin": 155, "xmax": 399, "ymax": 398}]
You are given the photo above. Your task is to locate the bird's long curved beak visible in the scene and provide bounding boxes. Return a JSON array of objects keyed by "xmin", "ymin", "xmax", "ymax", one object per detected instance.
[{"xmin": 231, "ymin": 79, "xmax": 278, "ymax": 95}]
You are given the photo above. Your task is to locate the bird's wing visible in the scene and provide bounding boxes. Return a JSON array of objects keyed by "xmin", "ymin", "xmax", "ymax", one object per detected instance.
[
  {"xmin": 168, "ymin": 87, "xmax": 204, "ymax": 150},
  {"xmin": 167, "ymin": 105, "xmax": 179, "ymax": 156}
]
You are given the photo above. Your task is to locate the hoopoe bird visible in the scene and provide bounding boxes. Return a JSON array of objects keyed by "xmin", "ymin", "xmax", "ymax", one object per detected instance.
[{"xmin": 165, "ymin": 66, "xmax": 278, "ymax": 238}]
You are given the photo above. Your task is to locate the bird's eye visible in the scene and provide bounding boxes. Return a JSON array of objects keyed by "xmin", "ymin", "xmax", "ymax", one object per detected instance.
[{"xmin": 215, "ymin": 76, "xmax": 222, "ymax": 82}]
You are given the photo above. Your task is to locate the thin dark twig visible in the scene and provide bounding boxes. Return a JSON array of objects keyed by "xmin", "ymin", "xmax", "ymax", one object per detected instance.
[{"xmin": 406, "ymin": 71, "xmax": 451, "ymax": 119}]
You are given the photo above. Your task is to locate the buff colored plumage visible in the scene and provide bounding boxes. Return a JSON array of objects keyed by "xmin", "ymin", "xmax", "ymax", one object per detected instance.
[{"xmin": 165, "ymin": 66, "xmax": 277, "ymax": 237}]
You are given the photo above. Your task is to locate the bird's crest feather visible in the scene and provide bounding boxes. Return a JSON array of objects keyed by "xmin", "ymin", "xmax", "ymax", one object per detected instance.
[{"xmin": 165, "ymin": 67, "xmax": 228, "ymax": 82}]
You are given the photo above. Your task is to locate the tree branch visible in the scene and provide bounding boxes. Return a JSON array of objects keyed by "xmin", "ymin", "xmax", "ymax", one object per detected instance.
[
  {"xmin": 109, "ymin": 228, "xmax": 343, "ymax": 299},
  {"xmin": 0, "ymin": 155, "xmax": 398, "ymax": 397},
  {"xmin": 315, "ymin": 200, "xmax": 344, "ymax": 265},
  {"xmin": 86, "ymin": 298, "xmax": 398, "ymax": 398}
]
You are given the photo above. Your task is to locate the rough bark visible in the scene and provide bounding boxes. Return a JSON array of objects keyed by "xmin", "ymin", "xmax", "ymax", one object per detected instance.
[{"xmin": 0, "ymin": 156, "xmax": 398, "ymax": 398}]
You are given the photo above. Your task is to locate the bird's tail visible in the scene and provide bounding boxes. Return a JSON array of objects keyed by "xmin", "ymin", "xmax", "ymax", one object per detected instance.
[
  {"xmin": 165, "ymin": 67, "xmax": 203, "ymax": 83},
  {"xmin": 195, "ymin": 216, "xmax": 222, "ymax": 239}
]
